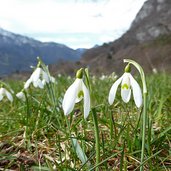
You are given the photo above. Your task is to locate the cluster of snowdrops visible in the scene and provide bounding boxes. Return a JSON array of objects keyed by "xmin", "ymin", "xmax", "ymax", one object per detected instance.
[
  {"xmin": 0, "ymin": 57, "xmax": 148, "ymax": 170},
  {"xmin": 0, "ymin": 58, "xmax": 143, "ymax": 118}
]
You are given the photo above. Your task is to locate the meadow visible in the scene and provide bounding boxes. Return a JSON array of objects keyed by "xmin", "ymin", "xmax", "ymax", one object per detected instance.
[{"xmin": 0, "ymin": 61, "xmax": 171, "ymax": 170}]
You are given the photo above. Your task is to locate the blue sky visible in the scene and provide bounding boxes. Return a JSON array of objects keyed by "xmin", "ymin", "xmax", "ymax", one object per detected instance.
[{"xmin": 0, "ymin": 0, "xmax": 146, "ymax": 49}]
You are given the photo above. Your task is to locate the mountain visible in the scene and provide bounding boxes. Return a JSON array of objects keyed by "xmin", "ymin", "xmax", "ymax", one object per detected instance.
[
  {"xmin": 0, "ymin": 28, "xmax": 84, "ymax": 76},
  {"xmin": 79, "ymin": 0, "xmax": 171, "ymax": 75}
]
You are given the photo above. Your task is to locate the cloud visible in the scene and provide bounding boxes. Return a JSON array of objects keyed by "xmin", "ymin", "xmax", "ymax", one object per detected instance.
[
  {"xmin": 0, "ymin": 0, "xmax": 146, "ymax": 48},
  {"xmin": 29, "ymin": 32, "xmax": 103, "ymax": 49}
]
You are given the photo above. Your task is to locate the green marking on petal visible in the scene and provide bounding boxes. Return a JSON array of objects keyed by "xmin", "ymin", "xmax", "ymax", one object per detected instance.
[
  {"xmin": 78, "ymin": 90, "xmax": 84, "ymax": 98},
  {"xmin": 122, "ymin": 84, "xmax": 129, "ymax": 89}
]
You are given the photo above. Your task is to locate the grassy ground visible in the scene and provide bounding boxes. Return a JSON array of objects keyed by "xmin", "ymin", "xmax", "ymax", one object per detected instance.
[{"xmin": 0, "ymin": 72, "xmax": 171, "ymax": 170}]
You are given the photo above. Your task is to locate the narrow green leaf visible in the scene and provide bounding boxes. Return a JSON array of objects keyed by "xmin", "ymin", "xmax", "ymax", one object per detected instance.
[{"xmin": 71, "ymin": 137, "xmax": 91, "ymax": 167}]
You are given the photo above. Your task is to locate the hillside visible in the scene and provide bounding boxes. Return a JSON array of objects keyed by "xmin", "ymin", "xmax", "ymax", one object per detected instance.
[
  {"xmin": 0, "ymin": 28, "xmax": 84, "ymax": 76},
  {"xmin": 78, "ymin": 0, "xmax": 171, "ymax": 75}
]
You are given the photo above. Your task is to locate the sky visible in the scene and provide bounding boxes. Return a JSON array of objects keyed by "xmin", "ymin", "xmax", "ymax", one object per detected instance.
[{"xmin": 0, "ymin": 0, "xmax": 147, "ymax": 49}]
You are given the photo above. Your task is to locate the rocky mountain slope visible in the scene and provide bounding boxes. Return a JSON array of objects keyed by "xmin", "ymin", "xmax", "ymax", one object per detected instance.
[
  {"xmin": 0, "ymin": 28, "xmax": 83, "ymax": 76},
  {"xmin": 78, "ymin": 0, "xmax": 171, "ymax": 75}
]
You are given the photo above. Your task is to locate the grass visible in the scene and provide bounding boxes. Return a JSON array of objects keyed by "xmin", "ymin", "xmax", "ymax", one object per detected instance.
[{"xmin": 0, "ymin": 72, "xmax": 171, "ymax": 170}]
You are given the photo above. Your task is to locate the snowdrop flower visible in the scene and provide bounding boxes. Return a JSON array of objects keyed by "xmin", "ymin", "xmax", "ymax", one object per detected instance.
[
  {"xmin": 50, "ymin": 76, "xmax": 56, "ymax": 83},
  {"xmin": 100, "ymin": 74, "xmax": 107, "ymax": 80},
  {"xmin": 58, "ymin": 74, "xmax": 61, "ymax": 78},
  {"xmin": 67, "ymin": 76, "xmax": 71, "ymax": 80},
  {"xmin": 24, "ymin": 67, "xmax": 50, "ymax": 89},
  {"xmin": 108, "ymin": 65, "xmax": 142, "ymax": 108},
  {"xmin": 62, "ymin": 68, "xmax": 90, "ymax": 119},
  {"xmin": 0, "ymin": 88, "xmax": 13, "ymax": 102},
  {"xmin": 152, "ymin": 68, "xmax": 158, "ymax": 74},
  {"xmin": 109, "ymin": 72, "xmax": 118, "ymax": 81},
  {"xmin": 16, "ymin": 91, "xmax": 26, "ymax": 101}
]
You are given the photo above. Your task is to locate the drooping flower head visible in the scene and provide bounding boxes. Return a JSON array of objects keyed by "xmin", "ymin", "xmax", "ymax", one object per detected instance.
[
  {"xmin": 24, "ymin": 60, "xmax": 55, "ymax": 89},
  {"xmin": 62, "ymin": 68, "xmax": 90, "ymax": 119},
  {"xmin": 24, "ymin": 66, "xmax": 49, "ymax": 89},
  {"xmin": 108, "ymin": 64, "xmax": 142, "ymax": 108},
  {"xmin": 0, "ymin": 87, "xmax": 13, "ymax": 102},
  {"xmin": 16, "ymin": 91, "xmax": 26, "ymax": 102}
]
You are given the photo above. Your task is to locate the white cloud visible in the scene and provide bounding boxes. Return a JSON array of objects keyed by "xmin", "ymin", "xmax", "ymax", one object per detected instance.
[{"xmin": 0, "ymin": 0, "xmax": 146, "ymax": 49}]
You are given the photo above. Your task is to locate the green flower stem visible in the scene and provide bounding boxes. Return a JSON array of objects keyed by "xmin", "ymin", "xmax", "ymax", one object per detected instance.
[
  {"xmin": 24, "ymin": 91, "xmax": 30, "ymax": 148},
  {"xmin": 84, "ymin": 68, "xmax": 100, "ymax": 170},
  {"xmin": 140, "ymin": 92, "xmax": 147, "ymax": 171},
  {"xmin": 92, "ymin": 108, "xmax": 100, "ymax": 171},
  {"xmin": 38, "ymin": 57, "xmax": 62, "ymax": 127},
  {"xmin": 124, "ymin": 59, "xmax": 147, "ymax": 171},
  {"xmin": 25, "ymin": 92, "xmax": 30, "ymax": 126}
]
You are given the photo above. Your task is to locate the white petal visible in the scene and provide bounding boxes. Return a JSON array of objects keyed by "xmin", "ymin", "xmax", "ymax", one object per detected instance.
[
  {"xmin": 0, "ymin": 88, "xmax": 5, "ymax": 95},
  {"xmin": 38, "ymin": 80, "xmax": 44, "ymax": 89},
  {"xmin": 16, "ymin": 92, "xmax": 26, "ymax": 101},
  {"xmin": 75, "ymin": 96, "xmax": 83, "ymax": 103},
  {"xmin": 33, "ymin": 80, "xmax": 38, "ymax": 88},
  {"xmin": 24, "ymin": 78, "xmax": 32, "ymax": 89},
  {"xmin": 50, "ymin": 76, "xmax": 55, "ymax": 83},
  {"xmin": 82, "ymin": 81, "xmax": 90, "ymax": 119},
  {"xmin": 129, "ymin": 73, "xmax": 142, "ymax": 108},
  {"xmin": 33, "ymin": 79, "xmax": 44, "ymax": 89},
  {"xmin": 32, "ymin": 68, "xmax": 41, "ymax": 82},
  {"xmin": 108, "ymin": 75, "xmax": 123, "ymax": 105},
  {"xmin": 42, "ymin": 71, "xmax": 50, "ymax": 83},
  {"xmin": 62, "ymin": 79, "xmax": 81, "ymax": 115},
  {"xmin": 16, "ymin": 92, "xmax": 22, "ymax": 98},
  {"xmin": 5, "ymin": 90, "xmax": 13, "ymax": 102},
  {"xmin": 0, "ymin": 94, "xmax": 3, "ymax": 101},
  {"xmin": 0, "ymin": 88, "xmax": 5, "ymax": 101},
  {"xmin": 121, "ymin": 73, "xmax": 131, "ymax": 103},
  {"xmin": 75, "ymin": 81, "xmax": 83, "ymax": 103},
  {"xmin": 121, "ymin": 89, "xmax": 131, "ymax": 103},
  {"xmin": 42, "ymin": 79, "xmax": 46, "ymax": 86},
  {"xmin": 0, "ymin": 88, "xmax": 4, "ymax": 101}
]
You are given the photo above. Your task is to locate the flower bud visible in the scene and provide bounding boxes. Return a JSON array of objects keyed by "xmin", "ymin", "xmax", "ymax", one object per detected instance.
[
  {"xmin": 76, "ymin": 68, "xmax": 84, "ymax": 79},
  {"xmin": 124, "ymin": 63, "xmax": 131, "ymax": 73}
]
